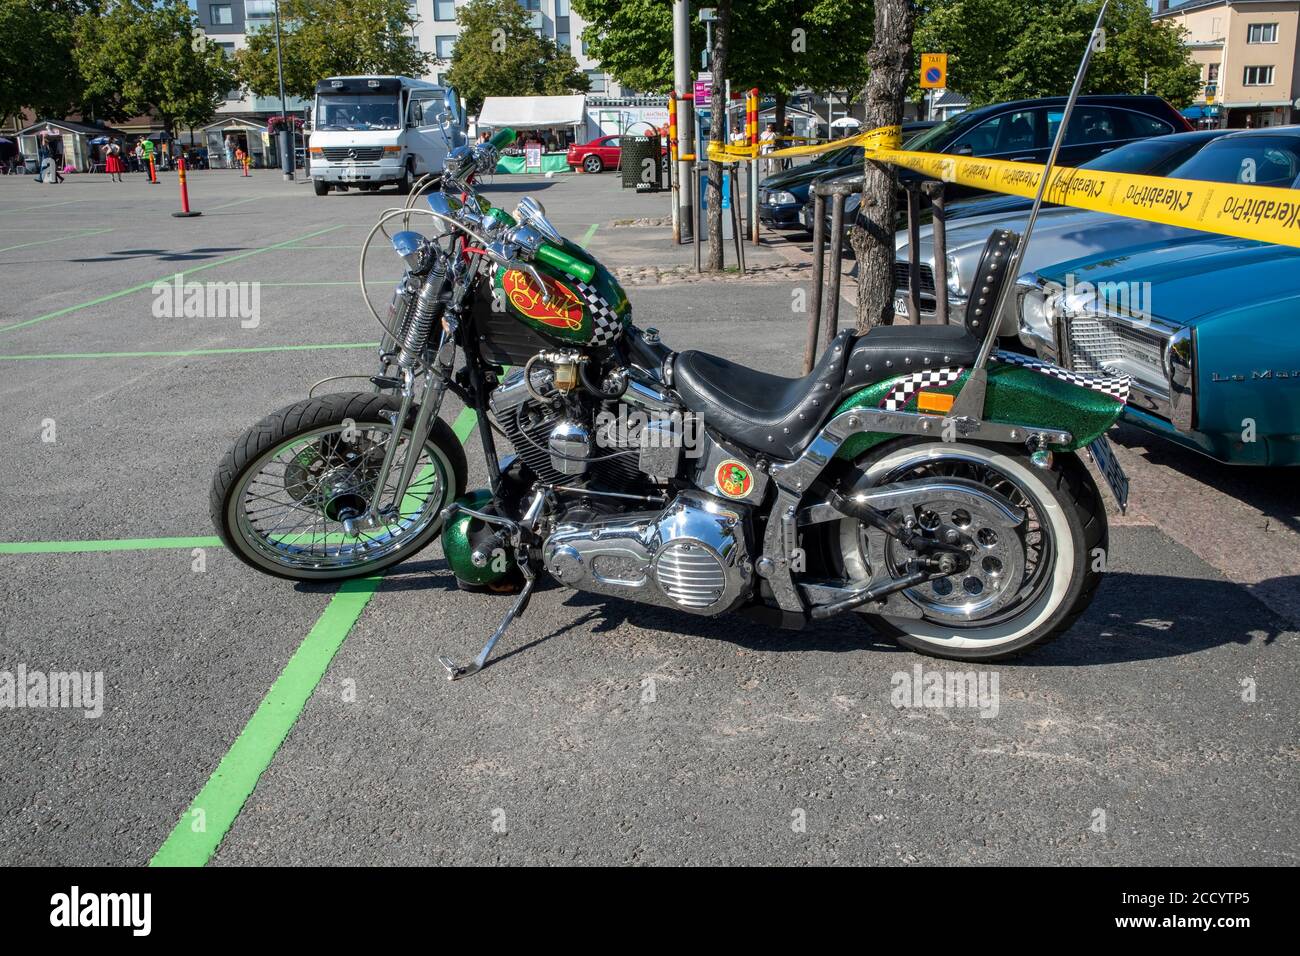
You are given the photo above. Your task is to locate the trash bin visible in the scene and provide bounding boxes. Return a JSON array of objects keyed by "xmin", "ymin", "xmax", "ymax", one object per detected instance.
[{"xmin": 620, "ymin": 135, "xmax": 661, "ymax": 191}]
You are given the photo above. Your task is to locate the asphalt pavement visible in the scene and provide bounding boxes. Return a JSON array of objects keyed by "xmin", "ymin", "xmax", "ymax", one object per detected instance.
[{"xmin": 0, "ymin": 168, "xmax": 1295, "ymax": 866}]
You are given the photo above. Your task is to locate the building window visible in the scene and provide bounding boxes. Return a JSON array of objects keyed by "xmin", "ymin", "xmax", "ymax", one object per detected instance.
[
  {"xmin": 1207, "ymin": 63, "xmax": 1219, "ymax": 83},
  {"xmin": 556, "ymin": 31, "xmax": 570, "ymax": 50},
  {"xmin": 434, "ymin": 0, "xmax": 455, "ymax": 19},
  {"xmin": 554, "ymin": 0, "xmax": 568, "ymax": 14},
  {"xmin": 210, "ymin": 4, "xmax": 232, "ymax": 24},
  {"xmin": 1243, "ymin": 65, "xmax": 1274, "ymax": 86},
  {"xmin": 581, "ymin": 36, "xmax": 589, "ymax": 56},
  {"xmin": 519, "ymin": 0, "xmax": 540, "ymax": 10},
  {"xmin": 244, "ymin": 0, "xmax": 275, "ymax": 20},
  {"xmin": 1247, "ymin": 23, "xmax": 1278, "ymax": 44},
  {"xmin": 585, "ymin": 70, "xmax": 606, "ymax": 93},
  {"xmin": 435, "ymin": 35, "xmax": 456, "ymax": 59}
]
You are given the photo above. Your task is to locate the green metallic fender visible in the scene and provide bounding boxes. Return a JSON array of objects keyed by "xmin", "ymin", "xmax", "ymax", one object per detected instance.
[
  {"xmin": 442, "ymin": 489, "xmax": 510, "ymax": 587},
  {"xmin": 833, "ymin": 362, "xmax": 1124, "ymax": 461}
]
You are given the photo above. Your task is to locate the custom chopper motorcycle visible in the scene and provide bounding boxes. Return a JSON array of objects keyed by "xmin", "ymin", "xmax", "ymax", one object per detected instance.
[{"xmin": 212, "ymin": 103, "xmax": 1131, "ymax": 679}]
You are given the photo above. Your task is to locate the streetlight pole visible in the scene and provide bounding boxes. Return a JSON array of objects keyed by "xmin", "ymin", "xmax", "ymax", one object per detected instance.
[
  {"xmin": 273, "ymin": 0, "xmax": 293, "ymax": 181},
  {"xmin": 673, "ymin": 0, "xmax": 694, "ymax": 241}
]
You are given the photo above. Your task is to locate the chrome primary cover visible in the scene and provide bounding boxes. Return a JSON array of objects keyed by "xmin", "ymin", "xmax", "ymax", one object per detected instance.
[{"xmin": 542, "ymin": 493, "xmax": 752, "ymax": 614}]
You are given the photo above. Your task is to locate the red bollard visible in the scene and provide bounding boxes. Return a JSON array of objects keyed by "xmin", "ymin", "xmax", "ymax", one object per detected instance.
[
  {"xmin": 148, "ymin": 155, "xmax": 158, "ymax": 184},
  {"xmin": 171, "ymin": 157, "xmax": 202, "ymax": 218}
]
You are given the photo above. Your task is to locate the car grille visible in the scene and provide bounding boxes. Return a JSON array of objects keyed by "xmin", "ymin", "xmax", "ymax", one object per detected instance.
[
  {"xmin": 1064, "ymin": 312, "xmax": 1168, "ymax": 383},
  {"xmin": 320, "ymin": 147, "xmax": 384, "ymax": 162},
  {"xmin": 893, "ymin": 261, "xmax": 937, "ymax": 296}
]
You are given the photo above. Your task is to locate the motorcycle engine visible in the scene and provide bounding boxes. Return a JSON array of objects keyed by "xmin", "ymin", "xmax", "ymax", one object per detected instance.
[{"xmin": 542, "ymin": 492, "xmax": 754, "ymax": 615}]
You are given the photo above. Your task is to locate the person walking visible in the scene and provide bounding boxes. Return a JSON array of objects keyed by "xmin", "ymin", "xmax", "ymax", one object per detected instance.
[
  {"xmin": 224, "ymin": 133, "xmax": 236, "ymax": 168},
  {"xmin": 105, "ymin": 139, "xmax": 125, "ymax": 182},
  {"xmin": 133, "ymin": 140, "xmax": 144, "ymax": 172},
  {"xmin": 759, "ymin": 122, "xmax": 778, "ymax": 177}
]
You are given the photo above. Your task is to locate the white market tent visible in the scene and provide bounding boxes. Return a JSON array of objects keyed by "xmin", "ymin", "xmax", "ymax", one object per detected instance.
[{"xmin": 477, "ymin": 95, "xmax": 587, "ymax": 131}]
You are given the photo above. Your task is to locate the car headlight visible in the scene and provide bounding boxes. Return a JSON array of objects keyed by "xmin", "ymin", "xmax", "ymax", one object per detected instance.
[
  {"xmin": 770, "ymin": 190, "xmax": 797, "ymax": 204},
  {"xmin": 946, "ymin": 255, "xmax": 962, "ymax": 296}
]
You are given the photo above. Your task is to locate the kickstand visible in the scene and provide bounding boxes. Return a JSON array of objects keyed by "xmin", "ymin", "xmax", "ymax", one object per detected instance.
[{"xmin": 439, "ymin": 559, "xmax": 535, "ymax": 680}]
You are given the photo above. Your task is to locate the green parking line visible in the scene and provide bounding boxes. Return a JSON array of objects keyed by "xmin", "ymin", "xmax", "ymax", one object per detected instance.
[
  {"xmin": 0, "ymin": 536, "xmax": 222, "ymax": 555},
  {"xmin": 206, "ymin": 196, "xmax": 262, "ymax": 211},
  {"xmin": 579, "ymin": 222, "xmax": 599, "ymax": 247},
  {"xmin": 0, "ymin": 342, "xmax": 380, "ymax": 362},
  {"xmin": 0, "ymin": 223, "xmax": 344, "ymax": 335},
  {"xmin": 0, "ymin": 227, "xmax": 113, "ymax": 254},
  {"xmin": 150, "ymin": 403, "xmax": 478, "ymax": 866}
]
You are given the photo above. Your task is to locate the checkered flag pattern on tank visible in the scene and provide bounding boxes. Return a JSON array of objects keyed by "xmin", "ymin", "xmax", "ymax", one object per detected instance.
[
  {"xmin": 565, "ymin": 273, "xmax": 624, "ymax": 346},
  {"xmin": 878, "ymin": 367, "xmax": 966, "ymax": 412},
  {"xmin": 992, "ymin": 350, "xmax": 1131, "ymax": 405}
]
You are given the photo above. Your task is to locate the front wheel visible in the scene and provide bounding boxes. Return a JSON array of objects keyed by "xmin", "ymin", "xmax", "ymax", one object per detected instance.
[
  {"xmin": 313, "ymin": 180, "xmax": 330, "ymax": 196},
  {"xmin": 211, "ymin": 391, "xmax": 467, "ymax": 581},
  {"xmin": 583, "ymin": 154, "xmax": 604, "ymax": 174},
  {"xmin": 834, "ymin": 438, "xmax": 1107, "ymax": 660}
]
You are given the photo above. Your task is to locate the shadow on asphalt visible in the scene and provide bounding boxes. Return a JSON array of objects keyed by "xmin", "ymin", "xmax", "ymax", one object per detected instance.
[
  {"xmin": 69, "ymin": 247, "xmax": 245, "ymax": 263},
  {"xmin": 363, "ymin": 557, "xmax": 1295, "ymax": 668},
  {"xmin": 1111, "ymin": 421, "xmax": 1299, "ymax": 536}
]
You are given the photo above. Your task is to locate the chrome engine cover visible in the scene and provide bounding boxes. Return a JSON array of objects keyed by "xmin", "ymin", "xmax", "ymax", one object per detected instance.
[{"xmin": 542, "ymin": 493, "xmax": 752, "ymax": 615}]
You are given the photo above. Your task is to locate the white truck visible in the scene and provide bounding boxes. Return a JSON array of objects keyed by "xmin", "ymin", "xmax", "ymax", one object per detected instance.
[{"xmin": 308, "ymin": 76, "xmax": 466, "ymax": 195}]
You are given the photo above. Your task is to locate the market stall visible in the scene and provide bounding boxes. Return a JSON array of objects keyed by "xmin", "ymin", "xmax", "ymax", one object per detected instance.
[
  {"xmin": 476, "ymin": 95, "xmax": 586, "ymax": 173},
  {"xmin": 17, "ymin": 119, "xmax": 123, "ymax": 174}
]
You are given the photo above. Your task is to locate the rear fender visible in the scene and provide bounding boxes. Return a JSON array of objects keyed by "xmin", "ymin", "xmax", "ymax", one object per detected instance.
[{"xmin": 833, "ymin": 361, "xmax": 1124, "ymax": 461}]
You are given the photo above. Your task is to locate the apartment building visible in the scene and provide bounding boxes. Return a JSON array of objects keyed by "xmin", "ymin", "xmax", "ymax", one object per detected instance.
[
  {"xmin": 1154, "ymin": 0, "xmax": 1300, "ymax": 128},
  {"xmin": 195, "ymin": 0, "xmax": 615, "ymax": 118}
]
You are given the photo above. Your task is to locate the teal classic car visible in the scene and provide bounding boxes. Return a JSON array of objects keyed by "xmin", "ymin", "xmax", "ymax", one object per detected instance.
[{"xmin": 1017, "ymin": 233, "xmax": 1300, "ymax": 466}]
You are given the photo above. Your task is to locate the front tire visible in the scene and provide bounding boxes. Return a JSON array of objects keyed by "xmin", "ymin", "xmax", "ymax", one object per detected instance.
[
  {"xmin": 211, "ymin": 392, "xmax": 467, "ymax": 581},
  {"xmin": 835, "ymin": 438, "xmax": 1107, "ymax": 661},
  {"xmin": 583, "ymin": 154, "xmax": 603, "ymax": 174},
  {"xmin": 313, "ymin": 180, "xmax": 330, "ymax": 196}
]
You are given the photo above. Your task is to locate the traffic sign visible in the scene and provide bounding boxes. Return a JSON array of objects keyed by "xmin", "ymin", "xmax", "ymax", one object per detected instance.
[{"xmin": 921, "ymin": 53, "xmax": 947, "ymax": 90}]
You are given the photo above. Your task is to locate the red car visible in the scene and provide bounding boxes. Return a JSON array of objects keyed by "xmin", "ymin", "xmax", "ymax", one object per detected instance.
[{"xmin": 566, "ymin": 135, "xmax": 623, "ymax": 173}]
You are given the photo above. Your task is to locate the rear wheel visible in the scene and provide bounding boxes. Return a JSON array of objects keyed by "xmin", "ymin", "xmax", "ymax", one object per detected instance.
[
  {"xmin": 834, "ymin": 438, "xmax": 1106, "ymax": 660},
  {"xmin": 211, "ymin": 392, "xmax": 467, "ymax": 581},
  {"xmin": 583, "ymin": 154, "xmax": 603, "ymax": 174}
]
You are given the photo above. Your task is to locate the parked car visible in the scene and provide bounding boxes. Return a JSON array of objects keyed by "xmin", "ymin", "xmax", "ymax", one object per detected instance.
[
  {"xmin": 1018, "ymin": 233, "xmax": 1300, "ymax": 466},
  {"xmin": 892, "ymin": 127, "xmax": 1287, "ymax": 334},
  {"xmin": 777, "ymin": 95, "xmax": 1192, "ymax": 235},
  {"xmin": 566, "ymin": 134, "xmax": 666, "ymax": 173},
  {"xmin": 757, "ymin": 121, "xmax": 938, "ymax": 229}
]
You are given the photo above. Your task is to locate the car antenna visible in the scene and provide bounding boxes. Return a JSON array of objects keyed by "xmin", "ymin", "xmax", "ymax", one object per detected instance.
[{"xmin": 946, "ymin": 0, "xmax": 1110, "ymax": 421}]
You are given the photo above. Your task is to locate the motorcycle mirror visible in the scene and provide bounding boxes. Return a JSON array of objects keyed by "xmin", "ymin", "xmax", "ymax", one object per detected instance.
[
  {"xmin": 515, "ymin": 196, "xmax": 563, "ymax": 245},
  {"xmin": 443, "ymin": 88, "xmax": 466, "ymax": 131}
]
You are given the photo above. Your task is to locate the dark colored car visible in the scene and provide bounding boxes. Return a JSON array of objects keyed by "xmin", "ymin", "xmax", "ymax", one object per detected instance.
[
  {"xmin": 769, "ymin": 94, "xmax": 1193, "ymax": 234},
  {"xmin": 757, "ymin": 120, "xmax": 937, "ymax": 228},
  {"xmin": 803, "ymin": 127, "xmax": 1233, "ymax": 234}
]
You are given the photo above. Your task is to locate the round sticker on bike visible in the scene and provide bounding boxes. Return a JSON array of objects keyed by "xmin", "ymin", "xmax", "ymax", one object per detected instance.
[{"xmin": 715, "ymin": 459, "xmax": 753, "ymax": 499}]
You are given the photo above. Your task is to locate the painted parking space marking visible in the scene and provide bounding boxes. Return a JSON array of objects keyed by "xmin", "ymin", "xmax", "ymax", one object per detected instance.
[
  {"xmin": 0, "ymin": 342, "xmax": 380, "ymax": 362},
  {"xmin": 149, "ymin": 405, "xmax": 478, "ymax": 866},
  {"xmin": 0, "ymin": 223, "xmax": 344, "ymax": 334},
  {"xmin": 0, "ymin": 536, "xmax": 222, "ymax": 555},
  {"xmin": 0, "ymin": 228, "xmax": 114, "ymax": 254}
]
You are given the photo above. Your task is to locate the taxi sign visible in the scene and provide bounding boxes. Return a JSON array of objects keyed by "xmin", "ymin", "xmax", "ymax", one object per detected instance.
[{"xmin": 921, "ymin": 53, "xmax": 947, "ymax": 90}]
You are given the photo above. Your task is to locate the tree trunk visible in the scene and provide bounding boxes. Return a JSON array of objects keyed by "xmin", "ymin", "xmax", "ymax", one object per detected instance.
[
  {"xmin": 849, "ymin": 0, "xmax": 915, "ymax": 331},
  {"xmin": 706, "ymin": 0, "xmax": 732, "ymax": 272}
]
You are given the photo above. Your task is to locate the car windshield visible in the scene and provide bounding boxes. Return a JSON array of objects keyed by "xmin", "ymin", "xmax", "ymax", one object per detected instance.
[
  {"xmin": 1077, "ymin": 138, "xmax": 1194, "ymax": 174},
  {"xmin": 315, "ymin": 94, "xmax": 401, "ymax": 131},
  {"xmin": 901, "ymin": 113, "xmax": 969, "ymax": 152},
  {"xmin": 1167, "ymin": 135, "xmax": 1300, "ymax": 187}
]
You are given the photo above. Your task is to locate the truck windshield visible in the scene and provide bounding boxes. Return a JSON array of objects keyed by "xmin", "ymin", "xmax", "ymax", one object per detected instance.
[{"xmin": 315, "ymin": 94, "xmax": 401, "ymax": 131}]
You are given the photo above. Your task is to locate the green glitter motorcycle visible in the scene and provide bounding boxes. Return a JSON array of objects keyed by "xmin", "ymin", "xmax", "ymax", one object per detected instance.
[{"xmin": 211, "ymin": 122, "xmax": 1131, "ymax": 678}]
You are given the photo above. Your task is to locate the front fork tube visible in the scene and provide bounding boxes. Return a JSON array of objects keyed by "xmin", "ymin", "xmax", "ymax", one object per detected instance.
[{"xmin": 362, "ymin": 332, "xmax": 454, "ymax": 528}]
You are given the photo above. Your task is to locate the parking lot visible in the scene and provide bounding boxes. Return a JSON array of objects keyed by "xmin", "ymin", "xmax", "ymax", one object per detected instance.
[{"xmin": 1, "ymin": 168, "xmax": 1296, "ymax": 866}]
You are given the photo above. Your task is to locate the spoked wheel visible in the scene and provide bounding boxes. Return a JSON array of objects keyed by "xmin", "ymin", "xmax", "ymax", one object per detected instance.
[
  {"xmin": 211, "ymin": 392, "xmax": 467, "ymax": 581},
  {"xmin": 836, "ymin": 438, "xmax": 1106, "ymax": 660},
  {"xmin": 583, "ymin": 155, "xmax": 603, "ymax": 174}
]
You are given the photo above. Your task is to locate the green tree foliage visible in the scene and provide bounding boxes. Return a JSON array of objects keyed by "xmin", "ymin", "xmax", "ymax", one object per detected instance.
[
  {"xmin": 0, "ymin": 0, "xmax": 84, "ymax": 125},
  {"xmin": 75, "ymin": 0, "xmax": 237, "ymax": 131},
  {"xmin": 235, "ymin": 0, "xmax": 430, "ymax": 101},
  {"xmin": 572, "ymin": 0, "xmax": 872, "ymax": 98},
  {"xmin": 914, "ymin": 0, "xmax": 1201, "ymax": 106},
  {"xmin": 446, "ymin": 0, "xmax": 589, "ymax": 115}
]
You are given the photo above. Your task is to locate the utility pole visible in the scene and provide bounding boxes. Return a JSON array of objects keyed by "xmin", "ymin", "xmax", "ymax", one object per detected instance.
[
  {"xmin": 274, "ymin": 0, "xmax": 293, "ymax": 182},
  {"xmin": 673, "ymin": 0, "xmax": 694, "ymax": 240}
]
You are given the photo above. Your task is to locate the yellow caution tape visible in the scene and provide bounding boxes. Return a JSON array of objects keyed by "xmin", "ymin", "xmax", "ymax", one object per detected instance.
[
  {"xmin": 872, "ymin": 144, "xmax": 1300, "ymax": 249},
  {"xmin": 706, "ymin": 124, "xmax": 902, "ymax": 164},
  {"xmin": 704, "ymin": 121, "xmax": 1300, "ymax": 249}
]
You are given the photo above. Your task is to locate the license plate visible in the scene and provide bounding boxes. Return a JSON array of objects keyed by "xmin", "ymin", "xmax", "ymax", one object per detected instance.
[{"xmin": 1086, "ymin": 436, "xmax": 1129, "ymax": 514}]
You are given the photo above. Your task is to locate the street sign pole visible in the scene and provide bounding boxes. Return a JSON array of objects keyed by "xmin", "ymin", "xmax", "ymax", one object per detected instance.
[
  {"xmin": 274, "ymin": 0, "xmax": 293, "ymax": 182},
  {"xmin": 673, "ymin": 0, "xmax": 695, "ymax": 241}
]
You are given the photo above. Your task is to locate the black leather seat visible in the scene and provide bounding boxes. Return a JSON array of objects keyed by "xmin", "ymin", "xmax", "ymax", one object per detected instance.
[
  {"xmin": 673, "ymin": 325, "xmax": 981, "ymax": 461},
  {"xmin": 673, "ymin": 329, "xmax": 854, "ymax": 460}
]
